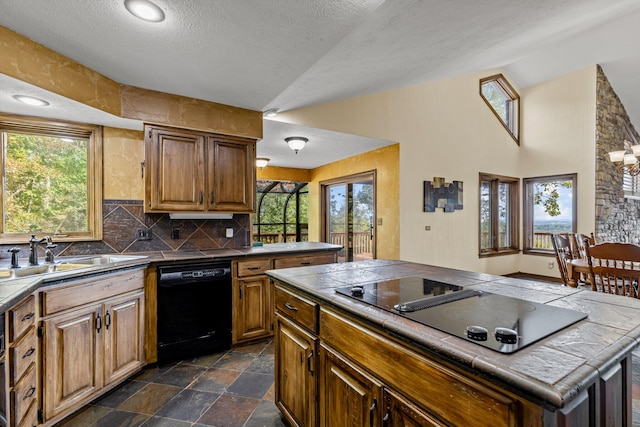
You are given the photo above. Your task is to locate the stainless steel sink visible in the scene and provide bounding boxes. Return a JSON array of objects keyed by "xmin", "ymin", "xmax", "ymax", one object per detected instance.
[{"xmin": 0, "ymin": 255, "xmax": 148, "ymax": 281}]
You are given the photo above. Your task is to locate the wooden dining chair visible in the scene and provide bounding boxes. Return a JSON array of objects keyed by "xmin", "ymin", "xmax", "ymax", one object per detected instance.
[
  {"xmin": 585, "ymin": 242, "xmax": 640, "ymax": 297},
  {"xmin": 571, "ymin": 232, "xmax": 595, "ymax": 259},
  {"xmin": 551, "ymin": 233, "xmax": 574, "ymax": 286}
]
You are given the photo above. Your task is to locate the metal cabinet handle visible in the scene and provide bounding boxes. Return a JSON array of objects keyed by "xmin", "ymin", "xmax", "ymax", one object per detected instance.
[
  {"xmin": 382, "ymin": 406, "xmax": 390, "ymax": 426},
  {"xmin": 199, "ymin": 191, "xmax": 204, "ymax": 204},
  {"xmin": 22, "ymin": 348, "xmax": 35, "ymax": 359},
  {"xmin": 247, "ymin": 266, "xmax": 262, "ymax": 270},
  {"xmin": 301, "ymin": 262, "xmax": 311, "ymax": 265},
  {"xmin": 210, "ymin": 192, "xmax": 215, "ymax": 204},
  {"xmin": 105, "ymin": 311, "xmax": 111, "ymax": 330},
  {"xmin": 23, "ymin": 386, "xmax": 36, "ymax": 400},
  {"xmin": 21, "ymin": 312, "xmax": 34, "ymax": 322},
  {"xmin": 96, "ymin": 313, "xmax": 102, "ymax": 333},
  {"xmin": 307, "ymin": 350, "xmax": 314, "ymax": 375},
  {"xmin": 284, "ymin": 303, "xmax": 298, "ymax": 312},
  {"xmin": 369, "ymin": 398, "xmax": 377, "ymax": 427}
]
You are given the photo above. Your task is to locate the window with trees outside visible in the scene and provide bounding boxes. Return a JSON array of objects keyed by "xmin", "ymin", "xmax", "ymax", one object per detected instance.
[
  {"xmin": 253, "ymin": 180, "xmax": 308, "ymax": 244},
  {"xmin": 0, "ymin": 114, "xmax": 103, "ymax": 243},
  {"xmin": 479, "ymin": 173, "xmax": 519, "ymax": 256},
  {"xmin": 523, "ymin": 174, "xmax": 577, "ymax": 254},
  {"xmin": 480, "ymin": 74, "xmax": 520, "ymax": 144}
]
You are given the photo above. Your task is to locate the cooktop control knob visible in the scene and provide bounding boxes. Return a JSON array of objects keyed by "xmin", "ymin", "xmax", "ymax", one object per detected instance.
[
  {"xmin": 466, "ymin": 325, "xmax": 488, "ymax": 341},
  {"xmin": 495, "ymin": 327, "xmax": 518, "ymax": 344},
  {"xmin": 350, "ymin": 286, "xmax": 364, "ymax": 297}
]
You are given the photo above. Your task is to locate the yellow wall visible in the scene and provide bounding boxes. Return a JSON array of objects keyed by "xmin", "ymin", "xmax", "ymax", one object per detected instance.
[
  {"xmin": 309, "ymin": 144, "xmax": 400, "ymax": 260},
  {"xmin": 277, "ymin": 67, "xmax": 598, "ymax": 276},
  {"xmin": 103, "ymin": 128, "xmax": 145, "ymax": 200}
]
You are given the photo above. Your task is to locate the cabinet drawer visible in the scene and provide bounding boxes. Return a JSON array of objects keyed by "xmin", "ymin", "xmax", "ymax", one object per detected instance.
[
  {"xmin": 275, "ymin": 286, "xmax": 317, "ymax": 333},
  {"xmin": 8, "ymin": 295, "xmax": 35, "ymax": 343},
  {"xmin": 273, "ymin": 253, "xmax": 336, "ymax": 269},
  {"xmin": 11, "ymin": 364, "xmax": 36, "ymax": 426},
  {"xmin": 41, "ymin": 270, "xmax": 144, "ymax": 316},
  {"xmin": 237, "ymin": 259, "xmax": 271, "ymax": 277},
  {"xmin": 9, "ymin": 328, "xmax": 36, "ymax": 386}
]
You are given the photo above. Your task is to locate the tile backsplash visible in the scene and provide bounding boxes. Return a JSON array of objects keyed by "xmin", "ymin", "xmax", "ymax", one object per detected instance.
[{"xmin": 0, "ymin": 200, "xmax": 251, "ymax": 261}]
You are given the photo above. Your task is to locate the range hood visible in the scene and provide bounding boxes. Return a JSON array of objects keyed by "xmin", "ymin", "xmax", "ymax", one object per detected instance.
[{"xmin": 168, "ymin": 213, "xmax": 233, "ymax": 220}]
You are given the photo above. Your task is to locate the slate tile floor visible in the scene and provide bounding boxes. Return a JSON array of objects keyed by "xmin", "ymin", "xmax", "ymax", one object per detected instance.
[
  {"xmin": 55, "ymin": 339, "xmax": 286, "ymax": 427},
  {"xmin": 53, "ymin": 336, "xmax": 640, "ymax": 426}
]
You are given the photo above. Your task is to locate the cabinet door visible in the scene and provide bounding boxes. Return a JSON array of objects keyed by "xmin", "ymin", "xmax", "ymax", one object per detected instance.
[
  {"xmin": 383, "ymin": 389, "xmax": 445, "ymax": 427},
  {"xmin": 207, "ymin": 136, "xmax": 255, "ymax": 212},
  {"xmin": 146, "ymin": 126, "xmax": 205, "ymax": 211},
  {"xmin": 43, "ymin": 305, "xmax": 103, "ymax": 420},
  {"xmin": 275, "ymin": 314, "xmax": 317, "ymax": 427},
  {"xmin": 319, "ymin": 344, "xmax": 383, "ymax": 427},
  {"xmin": 233, "ymin": 276, "xmax": 272, "ymax": 344},
  {"xmin": 103, "ymin": 292, "xmax": 145, "ymax": 386}
]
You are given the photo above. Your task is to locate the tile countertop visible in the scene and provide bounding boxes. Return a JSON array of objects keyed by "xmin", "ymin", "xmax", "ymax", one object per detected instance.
[
  {"xmin": 265, "ymin": 259, "xmax": 640, "ymax": 410},
  {"xmin": 0, "ymin": 242, "xmax": 342, "ymax": 313}
]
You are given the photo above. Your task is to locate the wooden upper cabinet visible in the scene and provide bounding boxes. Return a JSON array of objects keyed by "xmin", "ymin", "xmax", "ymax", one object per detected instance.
[
  {"xmin": 207, "ymin": 136, "xmax": 255, "ymax": 212},
  {"xmin": 144, "ymin": 124, "xmax": 256, "ymax": 213}
]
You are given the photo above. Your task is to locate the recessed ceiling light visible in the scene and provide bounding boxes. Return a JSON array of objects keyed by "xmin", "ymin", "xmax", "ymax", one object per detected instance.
[
  {"xmin": 124, "ymin": 0, "xmax": 165, "ymax": 22},
  {"xmin": 12, "ymin": 95, "xmax": 49, "ymax": 106},
  {"xmin": 263, "ymin": 108, "xmax": 279, "ymax": 117}
]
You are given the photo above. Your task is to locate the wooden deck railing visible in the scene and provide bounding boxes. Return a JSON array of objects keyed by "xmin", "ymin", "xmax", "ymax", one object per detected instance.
[
  {"xmin": 254, "ymin": 231, "xmax": 373, "ymax": 257},
  {"xmin": 480, "ymin": 231, "xmax": 555, "ymax": 250}
]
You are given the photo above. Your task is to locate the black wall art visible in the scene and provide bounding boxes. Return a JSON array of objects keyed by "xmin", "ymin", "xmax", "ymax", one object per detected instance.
[{"xmin": 423, "ymin": 177, "xmax": 463, "ymax": 213}]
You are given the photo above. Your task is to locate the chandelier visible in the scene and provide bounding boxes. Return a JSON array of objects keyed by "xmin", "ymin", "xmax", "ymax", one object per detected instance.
[{"xmin": 608, "ymin": 141, "xmax": 640, "ymax": 176}]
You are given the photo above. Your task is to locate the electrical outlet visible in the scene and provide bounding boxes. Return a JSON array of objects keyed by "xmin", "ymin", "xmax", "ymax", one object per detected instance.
[
  {"xmin": 171, "ymin": 227, "xmax": 180, "ymax": 239},
  {"xmin": 548, "ymin": 261, "xmax": 555, "ymax": 269},
  {"xmin": 226, "ymin": 228, "xmax": 234, "ymax": 238},
  {"xmin": 425, "ymin": 225, "xmax": 431, "ymax": 231},
  {"xmin": 136, "ymin": 228, "xmax": 152, "ymax": 241}
]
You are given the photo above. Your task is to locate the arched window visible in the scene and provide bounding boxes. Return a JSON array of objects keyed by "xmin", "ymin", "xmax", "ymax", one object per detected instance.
[{"xmin": 253, "ymin": 180, "xmax": 308, "ymax": 244}]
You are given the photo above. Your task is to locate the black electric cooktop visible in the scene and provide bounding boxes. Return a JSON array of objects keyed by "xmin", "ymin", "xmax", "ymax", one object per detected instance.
[{"xmin": 335, "ymin": 277, "xmax": 587, "ymax": 354}]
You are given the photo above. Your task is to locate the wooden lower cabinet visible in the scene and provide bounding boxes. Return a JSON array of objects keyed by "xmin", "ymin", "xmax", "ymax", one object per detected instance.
[
  {"xmin": 42, "ymin": 291, "xmax": 144, "ymax": 421},
  {"xmin": 274, "ymin": 314, "xmax": 317, "ymax": 427},
  {"xmin": 233, "ymin": 274, "xmax": 271, "ymax": 344},
  {"xmin": 233, "ymin": 252, "xmax": 337, "ymax": 345},
  {"xmin": 382, "ymin": 389, "xmax": 445, "ymax": 427},
  {"xmin": 39, "ymin": 270, "xmax": 146, "ymax": 424},
  {"xmin": 318, "ymin": 344, "xmax": 382, "ymax": 427}
]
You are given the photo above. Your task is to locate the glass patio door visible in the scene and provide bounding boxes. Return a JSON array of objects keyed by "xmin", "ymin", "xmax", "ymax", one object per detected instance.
[{"xmin": 323, "ymin": 172, "xmax": 375, "ymax": 262}]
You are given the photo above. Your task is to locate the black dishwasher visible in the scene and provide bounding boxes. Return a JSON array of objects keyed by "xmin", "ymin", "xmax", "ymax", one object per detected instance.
[{"xmin": 157, "ymin": 261, "xmax": 232, "ymax": 363}]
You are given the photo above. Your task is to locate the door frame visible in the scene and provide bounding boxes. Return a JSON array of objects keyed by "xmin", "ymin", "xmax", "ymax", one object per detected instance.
[{"xmin": 320, "ymin": 170, "xmax": 377, "ymax": 262}]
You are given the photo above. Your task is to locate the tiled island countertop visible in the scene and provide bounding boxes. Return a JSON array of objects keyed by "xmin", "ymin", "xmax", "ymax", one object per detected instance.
[{"xmin": 266, "ymin": 259, "xmax": 640, "ymax": 420}]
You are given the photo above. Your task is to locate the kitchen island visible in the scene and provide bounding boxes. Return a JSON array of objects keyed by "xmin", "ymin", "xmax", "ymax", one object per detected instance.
[{"xmin": 266, "ymin": 259, "xmax": 639, "ymax": 426}]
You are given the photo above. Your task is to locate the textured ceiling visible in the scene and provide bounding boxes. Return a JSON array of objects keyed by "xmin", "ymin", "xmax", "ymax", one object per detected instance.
[{"xmin": 0, "ymin": 0, "xmax": 639, "ymax": 168}]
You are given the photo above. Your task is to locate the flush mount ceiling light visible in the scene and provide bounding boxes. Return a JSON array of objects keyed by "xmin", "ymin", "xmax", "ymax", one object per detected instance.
[
  {"xmin": 124, "ymin": 0, "xmax": 165, "ymax": 22},
  {"xmin": 285, "ymin": 136, "xmax": 308, "ymax": 154},
  {"xmin": 263, "ymin": 108, "xmax": 279, "ymax": 117},
  {"xmin": 256, "ymin": 157, "xmax": 270, "ymax": 168},
  {"xmin": 12, "ymin": 95, "xmax": 49, "ymax": 106}
]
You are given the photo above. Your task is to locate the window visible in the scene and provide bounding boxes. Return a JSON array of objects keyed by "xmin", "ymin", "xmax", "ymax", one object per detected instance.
[
  {"xmin": 0, "ymin": 114, "xmax": 102, "ymax": 243},
  {"xmin": 523, "ymin": 174, "xmax": 577, "ymax": 254},
  {"xmin": 253, "ymin": 180, "xmax": 308, "ymax": 244},
  {"xmin": 480, "ymin": 74, "xmax": 520, "ymax": 144},
  {"xmin": 479, "ymin": 173, "xmax": 519, "ymax": 256}
]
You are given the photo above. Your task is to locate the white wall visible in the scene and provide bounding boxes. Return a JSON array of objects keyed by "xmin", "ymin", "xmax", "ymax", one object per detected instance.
[
  {"xmin": 277, "ymin": 66, "xmax": 597, "ymax": 276},
  {"xmin": 518, "ymin": 66, "xmax": 597, "ymax": 276}
]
